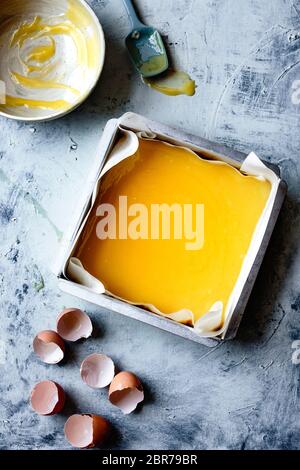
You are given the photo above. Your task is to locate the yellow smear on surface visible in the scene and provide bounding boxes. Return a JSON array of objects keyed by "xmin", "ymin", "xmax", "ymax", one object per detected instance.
[
  {"xmin": 144, "ymin": 70, "xmax": 196, "ymax": 96},
  {"xmin": 11, "ymin": 71, "xmax": 80, "ymax": 96},
  {"xmin": 1, "ymin": 95, "xmax": 69, "ymax": 110},
  {"xmin": 75, "ymin": 139, "xmax": 271, "ymax": 325}
]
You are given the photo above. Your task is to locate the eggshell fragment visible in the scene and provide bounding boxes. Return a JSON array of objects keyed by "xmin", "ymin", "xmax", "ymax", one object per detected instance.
[
  {"xmin": 56, "ymin": 308, "xmax": 93, "ymax": 342},
  {"xmin": 64, "ymin": 414, "xmax": 110, "ymax": 448},
  {"xmin": 33, "ymin": 330, "xmax": 65, "ymax": 364},
  {"xmin": 80, "ymin": 353, "xmax": 115, "ymax": 388},
  {"xmin": 109, "ymin": 371, "xmax": 144, "ymax": 414},
  {"xmin": 31, "ymin": 380, "xmax": 65, "ymax": 415}
]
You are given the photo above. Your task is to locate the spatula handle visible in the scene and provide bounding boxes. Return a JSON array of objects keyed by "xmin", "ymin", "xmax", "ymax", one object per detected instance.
[{"xmin": 122, "ymin": 0, "xmax": 144, "ymax": 29}]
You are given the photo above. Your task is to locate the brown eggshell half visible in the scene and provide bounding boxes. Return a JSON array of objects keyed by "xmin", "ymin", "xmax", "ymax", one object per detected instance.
[
  {"xmin": 33, "ymin": 330, "xmax": 65, "ymax": 364},
  {"xmin": 56, "ymin": 308, "xmax": 93, "ymax": 342},
  {"xmin": 64, "ymin": 414, "xmax": 110, "ymax": 448},
  {"xmin": 109, "ymin": 371, "xmax": 144, "ymax": 414},
  {"xmin": 31, "ymin": 380, "xmax": 66, "ymax": 415},
  {"xmin": 80, "ymin": 353, "xmax": 115, "ymax": 388}
]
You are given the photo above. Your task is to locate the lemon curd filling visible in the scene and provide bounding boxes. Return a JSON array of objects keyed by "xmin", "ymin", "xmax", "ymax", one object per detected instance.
[
  {"xmin": 143, "ymin": 70, "xmax": 196, "ymax": 96},
  {"xmin": 0, "ymin": 0, "xmax": 101, "ymax": 113},
  {"xmin": 75, "ymin": 139, "xmax": 271, "ymax": 325}
]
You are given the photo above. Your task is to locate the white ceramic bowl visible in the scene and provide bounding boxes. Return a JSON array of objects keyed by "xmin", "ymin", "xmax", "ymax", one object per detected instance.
[{"xmin": 0, "ymin": 0, "xmax": 105, "ymax": 122}]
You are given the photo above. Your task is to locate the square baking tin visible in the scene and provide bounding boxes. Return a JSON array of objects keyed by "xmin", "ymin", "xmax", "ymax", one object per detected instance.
[{"xmin": 54, "ymin": 112, "xmax": 287, "ymax": 347}]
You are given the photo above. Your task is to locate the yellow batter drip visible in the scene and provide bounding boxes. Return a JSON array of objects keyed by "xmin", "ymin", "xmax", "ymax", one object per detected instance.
[
  {"xmin": 144, "ymin": 70, "xmax": 196, "ymax": 96},
  {"xmin": 75, "ymin": 139, "xmax": 271, "ymax": 325},
  {"xmin": 1, "ymin": 0, "xmax": 99, "ymax": 111}
]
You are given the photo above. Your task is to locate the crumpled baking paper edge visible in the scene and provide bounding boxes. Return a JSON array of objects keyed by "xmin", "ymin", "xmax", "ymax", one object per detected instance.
[{"xmin": 66, "ymin": 126, "xmax": 280, "ymax": 337}]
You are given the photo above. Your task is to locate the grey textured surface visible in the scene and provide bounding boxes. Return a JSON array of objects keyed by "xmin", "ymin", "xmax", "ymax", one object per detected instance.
[{"xmin": 0, "ymin": 0, "xmax": 299, "ymax": 450}]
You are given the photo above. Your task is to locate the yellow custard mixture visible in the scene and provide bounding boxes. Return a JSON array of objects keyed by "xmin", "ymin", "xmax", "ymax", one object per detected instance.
[{"xmin": 75, "ymin": 139, "xmax": 271, "ymax": 325}]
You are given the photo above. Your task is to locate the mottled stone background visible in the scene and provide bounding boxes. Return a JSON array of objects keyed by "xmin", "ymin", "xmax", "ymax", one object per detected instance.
[{"xmin": 0, "ymin": 0, "xmax": 300, "ymax": 450}]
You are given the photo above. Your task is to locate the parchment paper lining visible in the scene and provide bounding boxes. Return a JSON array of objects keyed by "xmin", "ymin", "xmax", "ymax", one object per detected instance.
[{"xmin": 66, "ymin": 126, "xmax": 280, "ymax": 337}]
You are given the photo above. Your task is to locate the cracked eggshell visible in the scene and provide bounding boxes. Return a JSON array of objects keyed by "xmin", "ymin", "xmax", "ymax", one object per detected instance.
[
  {"xmin": 56, "ymin": 308, "xmax": 93, "ymax": 342},
  {"xmin": 33, "ymin": 330, "xmax": 65, "ymax": 364},
  {"xmin": 31, "ymin": 380, "xmax": 66, "ymax": 415},
  {"xmin": 64, "ymin": 414, "xmax": 110, "ymax": 448},
  {"xmin": 80, "ymin": 353, "xmax": 115, "ymax": 388},
  {"xmin": 109, "ymin": 371, "xmax": 144, "ymax": 414}
]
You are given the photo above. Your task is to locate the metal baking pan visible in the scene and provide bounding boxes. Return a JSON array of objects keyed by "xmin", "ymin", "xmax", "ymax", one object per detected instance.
[{"xmin": 54, "ymin": 112, "xmax": 287, "ymax": 347}]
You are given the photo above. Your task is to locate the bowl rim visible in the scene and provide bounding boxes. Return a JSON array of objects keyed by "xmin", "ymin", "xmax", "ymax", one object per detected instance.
[{"xmin": 0, "ymin": 0, "xmax": 106, "ymax": 122}]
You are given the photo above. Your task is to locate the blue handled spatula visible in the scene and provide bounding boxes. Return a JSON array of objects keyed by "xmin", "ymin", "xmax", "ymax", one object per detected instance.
[{"xmin": 122, "ymin": 0, "xmax": 169, "ymax": 78}]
